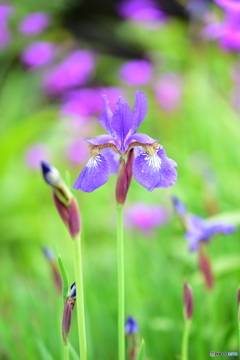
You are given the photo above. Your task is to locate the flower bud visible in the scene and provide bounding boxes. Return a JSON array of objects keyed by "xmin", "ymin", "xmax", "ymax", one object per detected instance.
[
  {"xmin": 53, "ymin": 193, "xmax": 81, "ymax": 238},
  {"xmin": 125, "ymin": 316, "xmax": 139, "ymax": 335},
  {"xmin": 198, "ymin": 247, "xmax": 214, "ymax": 290},
  {"xmin": 116, "ymin": 149, "xmax": 134, "ymax": 205},
  {"xmin": 62, "ymin": 296, "xmax": 75, "ymax": 344},
  {"xmin": 41, "ymin": 161, "xmax": 81, "ymax": 238},
  {"xmin": 125, "ymin": 316, "xmax": 139, "ymax": 360},
  {"xmin": 43, "ymin": 247, "xmax": 62, "ymax": 294},
  {"xmin": 183, "ymin": 280, "xmax": 193, "ymax": 320}
]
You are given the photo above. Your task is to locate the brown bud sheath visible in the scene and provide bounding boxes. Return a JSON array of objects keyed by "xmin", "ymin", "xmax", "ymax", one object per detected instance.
[
  {"xmin": 62, "ymin": 297, "xmax": 75, "ymax": 344},
  {"xmin": 183, "ymin": 280, "xmax": 193, "ymax": 320},
  {"xmin": 116, "ymin": 149, "xmax": 134, "ymax": 205},
  {"xmin": 198, "ymin": 246, "xmax": 214, "ymax": 290},
  {"xmin": 53, "ymin": 193, "xmax": 81, "ymax": 238}
]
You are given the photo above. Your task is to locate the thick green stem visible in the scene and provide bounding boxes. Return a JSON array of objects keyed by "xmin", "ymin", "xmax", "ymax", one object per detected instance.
[
  {"xmin": 117, "ymin": 204, "xmax": 125, "ymax": 360},
  {"xmin": 72, "ymin": 236, "xmax": 87, "ymax": 360},
  {"xmin": 64, "ymin": 342, "xmax": 69, "ymax": 360},
  {"xmin": 181, "ymin": 319, "xmax": 191, "ymax": 360}
]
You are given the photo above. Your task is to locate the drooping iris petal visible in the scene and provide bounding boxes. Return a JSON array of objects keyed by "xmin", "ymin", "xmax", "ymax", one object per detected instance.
[
  {"xmin": 73, "ymin": 154, "xmax": 110, "ymax": 192},
  {"xmin": 98, "ymin": 95, "xmax": 115, "ymax": 136},
  {"xmin": 133, "ymin": 146, "xmax": 177, "ymax": 191},
  {"xmin": 101, "ymin": 148, "xmax": 120, "ymax": 174},
  {"xmin": 111, "ymin": 97, "xmax": 133, "ymax": 152},
  {"xmin": 131, "ymin": 91, "xmax": 148, "ymax": 134}
]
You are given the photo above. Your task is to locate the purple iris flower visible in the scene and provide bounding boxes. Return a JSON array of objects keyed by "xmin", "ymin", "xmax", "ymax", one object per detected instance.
[
  {"xmin": 155, "ymin": 73, "xmax": 182, "ymax": 112},
  {"xmin": 117, "ymin": 0, "xmax": 166, "ymax": 23},
  {"xmin": 21, "ymin": 41, "xmax": 55, "ymax": 69},
  {"xmin": 186, "ymin": 214, "xmax": 235, "ymax": 251},
  {"xmin": 125, "ymin": 316, "xmax": 139, "ymax": 334},
  {"xmin": 43, "ymin": 50, "xmax": 95, "ymax": 95},
  {"xmin": 119, "ymin": 60, "xmax": 153, "ymax": 86},
  {"xmin": 19, "ymin": 12, "xmax": 50, "ymax": 35},
  {"xmin": 73, "ymin": 91, "xmax": 177, "ymax": 192}
]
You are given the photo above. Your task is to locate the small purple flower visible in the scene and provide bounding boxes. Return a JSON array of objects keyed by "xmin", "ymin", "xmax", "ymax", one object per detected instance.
[
  {"xmin": 25, "ymin": 144, "xmax": 50, "ymax": 169},
  {"xmin": 19, "ymin": 12, "xmax": 50, "ymax": 35},
  {"xmin": 73, "ymin": 91, "xmax": 177, "ymax": 192},
  {"xmin": 125, "ymin": 316, "xmax": 139, "ymax": 334},
  {"xmin": 125, "ymin": 202, "xmax": 169, "ymax": 234},
  {"xmin": 65, "ymin": 139, "xmax": 89, "ymax": 165},
  {"xmin": 117, "ymin": 0, "xmax": 166, "ymax": 23},
  {"xmin": 185, "ymin": 215, "xmax": 235, "ymax": 251},
  {"xmin": 155, "ymin": 73, "xmax": 182, "ymax": 112},
  {"xmin": 44, "ymin": 50, "xmax": 95, "ymax": 95},
  {"xmin": 21, "ymin": 41, "xmax": 55, "ymax": 69},
  {"xmin": 172, "ymin": 196, "xmax": 187, "ymax": 216},
  {"xmin": 119, "ymin": 60, "xmax": 153, "ymax": 86}
]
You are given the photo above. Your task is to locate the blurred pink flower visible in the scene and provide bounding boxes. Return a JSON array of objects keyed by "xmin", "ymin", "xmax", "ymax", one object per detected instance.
[
  {"xmin": 21, "ymin": 41, "xmax": 55, "ymax": 69},
  {"xmin": 25, "ymin": 144, "xmax": 50, "ymax": 169},
  {"xmin": 0, "ymin": 4, "xmax": 13, "ymax": 23},
  {"xmin": 19, "ymin": 12, "xmax": 50, "ymax": 35},
  {"xmin": 155, "ymin": 73, "xmax": 182, "ymax": 112},
  {"xmin": 117, "ymin": 0, "xmax": 166, "ymax": 23},
  {"xmin": 61, "ymin": 87, "xmax": 123, "ymax": 119},
  {"xmin": 65, "ymin": 139, "xmax": 89, "ymax": 165},
  {"xmin": 43, "ymin": 50, "xmax": 95, "ymax": 95},
  {"xmin": 119, "ymin": 60, "xmax": 153, "ymax": 85},
  {"xmin": 0, "ymin": 4, "xmax": 13, "ymax": 49},
  {"xmin": 125, "ymin": 202, "xmax": 169, "ymax": 234}
]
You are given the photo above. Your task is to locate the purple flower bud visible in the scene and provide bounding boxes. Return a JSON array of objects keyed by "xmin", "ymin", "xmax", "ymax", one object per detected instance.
[
  {"xmin": 69, "ymin": 282, "xmax": 76, "ymax": 298},
  {"xmin": 125, "ymin": 316, "xmax": 139, "ymax": 334},
  {"xmin": 21, "ymin": 41, "xmax": 55, "ymax": 69},
  {"xmin": 41, "ymin": 161, "xmax": 61, "ymax": 187},
  {"xmin": 62, "ymin": 296, "xmax": 75, "ymax": 344},
  {"xmin": 172, "ymin": 196, "xmax": 187, "ymax": 216},
  {"xmin": 198, "ymin": 247, "xmax": 214, "ymax": 290},
  {"xmin": 183, "ymin": 281, "xmax": 193, "ymax": 320},
  {"xmin": 53, "ymin": 193, "xmax": 81, "ymax": 238},
  {"xmin": 19, "ymin": 12, "xmax": 50, "ymax": 35},
  {"xmin": 119, "ymin": 60, "xmax": 153, "ymax": 85},
  {"xmin": 116, "ymin": 149, "xmax": 134, "ymax": 205}
]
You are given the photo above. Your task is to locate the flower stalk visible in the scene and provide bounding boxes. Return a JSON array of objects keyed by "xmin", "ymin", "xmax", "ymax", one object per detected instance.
[
  {"xmin": 181, "ymin": 281, "xmax": 193, "ymax": 360},
  {"xmin": 117, "ymin": 203, "xmax": 125, "ymax": 360}
]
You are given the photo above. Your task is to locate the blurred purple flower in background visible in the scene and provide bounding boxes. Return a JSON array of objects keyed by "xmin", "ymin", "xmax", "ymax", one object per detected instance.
[
  {"xmin": 19, "ymin": 12, "xmax": 50, "ymax": 35},
  {"xmin": 203, "ymin": 1, "xmax": 240, "ymax": 52},
  {"xmin": 155, "ymin": 73, "xmax": 182, "ymax": 112},
  {"xmin": 61, "ymin": 87, "xmax": 122, "ymax": 120},
  {"xmin": 185, "ymin": 215, "xmax": 235, "ymax": 251},
  {"xmin": 125, "ymin": 316, "xmax": 139, "ymax": 334},
  {"xmin": 21, "ymin": 41, "xmax": 55, "ymax": 69},
  {"xmin": 25, "ymin": 144, "xmax": 50, "ymax": 169},
  {"xmin": 119, "ymin": 60, "xmax": 153, "ymax": 85},
  {"xmin": 65, "ymin": 139, "xmax": 89, "ymax": 165},
  {"xmin": 0, "ymin": 4, "xmax": 13, "ymax": 49},
  {"xmin": 43, "ymin": 50, "xmax": 95, "ymax": 95},
  {"xmin": 118, "ymin": 0, "xmax": 166, "ymax": 24},
  {"xmin": 125, "ymin": 202, "xmax": 169, "ymax": 234},
  {"xmin": 73, "ymin": 91, "xmax": 177, "ymax": 192}
]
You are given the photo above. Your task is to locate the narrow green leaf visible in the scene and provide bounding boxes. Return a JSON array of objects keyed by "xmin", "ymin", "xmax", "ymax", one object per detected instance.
[
  {"xmin": 58, "ymin": 254, "xmax": 69, "ymax": 304},
  {"xmin": 69, "ymin": 342, "xmax": 80, "ymax": 360},
  {"xmin": 137, "ymin": 339, "xmax": 145, "ymax": 360},
  {"xmin": 36, "ymin": 339, "xmax": 54, "ymax": 360}
]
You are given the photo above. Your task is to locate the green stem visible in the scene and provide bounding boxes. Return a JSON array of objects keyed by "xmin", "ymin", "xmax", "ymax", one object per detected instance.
[
  {"xmin": 72, "ymin": 236, "xmax": 87, "ymax": 360},
  {"xmin": 64, "ymin": 342, "xmax": 69, "ymax": 360},
  {"xmin": 181, "ymin": 319, "xmax": 191, "ymax": 360},
  {"xmin": 117, "ymin": 204, "xmax": 125, "ymax": 360}
]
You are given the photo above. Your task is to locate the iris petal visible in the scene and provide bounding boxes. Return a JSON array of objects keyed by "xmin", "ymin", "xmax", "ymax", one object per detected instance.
[
  {"xmin": 131, "ymin": 91, "xmax": 148, "ymax": 134},
  {"xmin": 98, "ymin": 95, "xmax": 115, "ymax": 136},
  {"xmin": 72, "ymin": 154, "xmax": 110, "ymax": 192}
]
